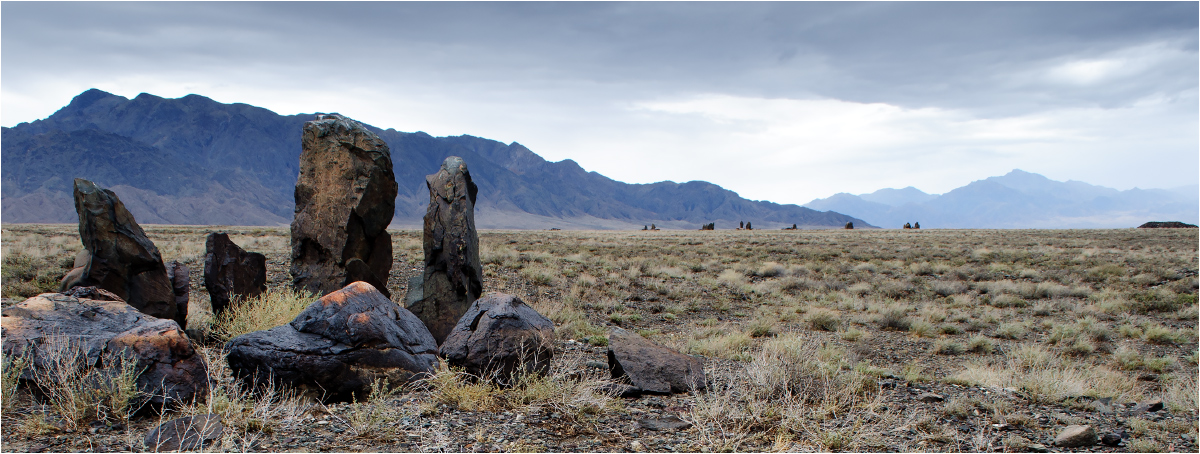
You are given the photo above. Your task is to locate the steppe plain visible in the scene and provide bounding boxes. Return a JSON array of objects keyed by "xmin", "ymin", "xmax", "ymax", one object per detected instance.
[{"xmin": 2, "ymin": 224, "xmax": 1197, "ymax": 452}]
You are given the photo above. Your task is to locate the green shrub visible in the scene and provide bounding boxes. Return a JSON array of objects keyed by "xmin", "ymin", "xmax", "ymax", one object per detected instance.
[{"xmin": 213, "ymin": 287, "xmax": 315, "ymax": 343}]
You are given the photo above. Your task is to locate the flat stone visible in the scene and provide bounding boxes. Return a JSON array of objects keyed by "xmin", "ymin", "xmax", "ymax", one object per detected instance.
[
  {"xmin": 144, "ymin": 414, "xmax": 223, "ymax": 451},
  {"xmin": 637, "ymin": 416, "xmax": 692, "ymax": 431},
  {"xmin": 918, "ymin": 392, "xmax": 944, "ymax": 403},
  {"xmin": 1055, "ymin": 424, "xmax": 1097, "ymax": 448},
  {"xmin": 608, "ymin": 327, "xmax": 706, "ymax": 394},
  {"xmin": 1133, "ymin": 397, "xmax": 1163, "ymax": 413},
  {"xmin": 1100, "ymin": 433, "xmax": 1122, "ymax": 446}
]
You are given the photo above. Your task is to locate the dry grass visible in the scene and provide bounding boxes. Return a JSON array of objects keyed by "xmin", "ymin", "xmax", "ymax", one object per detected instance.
[
  {"xmin": 210, "ymin": 287, "xmax": 315, "ymax": 343},
  {"xmin": 2, "ymin": 224, "xmax": 1196, "ymax": 452}
]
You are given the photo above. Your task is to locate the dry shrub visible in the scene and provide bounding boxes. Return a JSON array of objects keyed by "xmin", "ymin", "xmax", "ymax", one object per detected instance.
[
  {"xmin": 952, "ymin": 345, "xmax": 1140, "ymax": 403},
  {"xmin": 2, "ymin": 352, "xmax": 29, "ymax": 416},
  {"xmin": 805, "ymin": 308, "xmax": 841, "ymax": 332},
  {"xmin": 24, "ymin": 336, "xmax": 145, "ymax": 430},
  {"xmin": 422, "ymin": 353, "xmax": 617, "ymax": 419},
  {"xmin": 686, "ymin": 333, "xmax": 893, "ymax": 452},
  {"xmin": 212, "ymin": 287, "xmax": 314, "ymax": 342}
]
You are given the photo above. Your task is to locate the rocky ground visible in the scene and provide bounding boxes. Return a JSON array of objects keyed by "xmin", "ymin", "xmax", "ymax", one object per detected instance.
[{"xmin": 2, "ymin": 225, "xmax": 1197, "ymax": 452}]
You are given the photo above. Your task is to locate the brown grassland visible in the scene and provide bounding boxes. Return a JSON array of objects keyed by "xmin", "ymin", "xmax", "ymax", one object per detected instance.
[{"xmin": 1, "ymin": 224, "xmax": 1197, "ymax": 452}]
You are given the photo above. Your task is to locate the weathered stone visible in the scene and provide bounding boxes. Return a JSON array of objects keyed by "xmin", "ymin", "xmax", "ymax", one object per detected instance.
[
  {"xmin": 637, "ymin": 415, "xmax": 692, "ymax": 431},
  {"xmin": 608, "ymin": 327, "xmax": 706, "ymax": 394},
  {"xmin": 845, "ymin": 222, "xmax": 854, "ymax": 229},
  {"xmin": 64, "ymin": 178, "xmax": 181, "ymax": 327},
  {"xmin": 226, "ymin": 282, "xmax": 437, "ymax": 403},
  {"xmin": 1054, "ymin": 424, "xmax": 1097, "ymax": 448},
  {"xmin": 440, "ymin": 293, "xmax": 555, "ymax": 385},
  {"xmin": 290, "ymin": 115, "xmax": 397, "ymax": 299},
  {"xmin": 165, "ymin": 261, "xmax": 189, "ymax": 327},
  {"xmin": 1, "ymin": 292, "xmax": 209, "ymax": 406},
  {"xmin": 203, "ymin": 233, "xmax": 267, "ymax": 316},
  {"xmin": 144, "ymin": 414, "xmax": 223, "ymax": 451},
  {"xmin": 406, "ymin": 156, "xmax": 483, "ymax": 344},
  {"xmin": 1100, "ymin": 432, "xmax": 1122, "ymax": 446},
  {"xmin": 918, "ymin": 392, "xmax": 944, "ymax": 403},
  {"xmin": 1133, "ymin": 397, "xmax": 1164, "ymax": 413}
]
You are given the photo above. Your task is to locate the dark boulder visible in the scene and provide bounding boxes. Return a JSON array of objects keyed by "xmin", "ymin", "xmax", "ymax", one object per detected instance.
[
  {"xmin": 845, "ymin": 222, "xmax": 854, "ymax": 229},
  {"xmin": 290, "ymin": 115, "xmax": 397, "ymax": 299},
  {"xmin": 406, "ymin": 156, "xmax": 483, "ymax": 344},
  {"xmin": 440, "ymin": 293, "xmax": 555, "ymax": 385},
  {"xmin": 203, "ymin": 233, "xmax": 267, "ymax": 316},
  {"xmin": 607, "ymin": 327, "xmax": 706, "ymax": 394},
  {"xmin": 226, "ymin": 282, "xmax": 438, "ymax": 402},
  {"xmin": 64, "ymin": 178, "xmax": 181, "ymax": 327},
  {"xmin": 1, "ymin": 292, "xmax": 209, "ymax": 406}
]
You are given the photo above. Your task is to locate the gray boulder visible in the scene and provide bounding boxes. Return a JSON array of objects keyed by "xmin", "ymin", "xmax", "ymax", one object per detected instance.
[
  {"xmin": 145, "ymin": 414, "xmax": 223, "ymax": 451},
  {"xmin": 440, "ymin": 293, "xmax": 555, "ymax": 385},
  {"xmin": 608, "ymin": 327, "xmax": 706, "ymax": 394},
  {"xmin": 63, "ymin": 178, "xmax": 181, "ymax": 328},
  {"xmin": 290, "ymin": 115, "xmax": 397, "ymax": 298},
  {"xmin": 0, "ymin": 291, "xmax": 209, "ymax": 406},
  {"xmin": 226, "ymin": 282, "xmax": 438, "ymax": 402},
  {"xmin": 1055, "ymin": 425, "xmax": 1097, "ymax": 447},
  {"xmin": 406, "ymin": 156, "xmax": 483, "ymax": 344},
  {"xmin": 203, "ymin": 233, "xmax": 267, "ymax": 316}
]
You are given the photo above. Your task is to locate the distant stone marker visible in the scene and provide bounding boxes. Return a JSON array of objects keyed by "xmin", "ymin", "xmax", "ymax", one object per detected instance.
[
  {"xmin": 290, "ymin": 114, "xmax": 397, "ymax": 298},
  {"xmin": 62, "ymin": 178, "xmax": 182, "ymax": 327},
  {"xmin": 203, "ymin": 233, "xmax": 267, "ymax": 316},
  {"xmin": 406, "ymin": 156, "xmax": 484, "ymax": 344},
  {"xmin": 1137, "ymin": 221, "xmax": 1198, "ymax": 228},
  {"xmin": 845, "ymin": 222, "xmax": 854, "ymax": 229}
]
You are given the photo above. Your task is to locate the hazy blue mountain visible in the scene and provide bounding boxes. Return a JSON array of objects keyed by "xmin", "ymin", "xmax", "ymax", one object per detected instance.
[
  {"xmin": 858, "ymin": 187, "xmax": 938, "ymax": 207},
  {"xmin": 2, "ymin": 89, "xmax": 870, "ymax": 229},
  {"xmin": 803, "ymin": 170, "xmax": 1199, "ymax": 228}
]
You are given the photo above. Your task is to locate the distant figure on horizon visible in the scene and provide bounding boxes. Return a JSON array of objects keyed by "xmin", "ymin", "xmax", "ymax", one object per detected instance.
[
  {"xmin": 642, "ymin": 225, "xmax": 648, "ymax": 230},
  {"xmin": 739, "ymin": 221, "xmax": 744, "ymax": 229},
  {"xmin": 903, "ymin": 223, "xmax": 912, "ymax": 229},
  {"xmin": 914, "ymin": 222, "xmax": 920, "ymax": 229},
  {"xmin": 845, "ymin": 222, "xmax": 853, "ymax": 229},
  {"xmin": 746, "ymin": 222, "xmax": 753, "ymax": 230}
]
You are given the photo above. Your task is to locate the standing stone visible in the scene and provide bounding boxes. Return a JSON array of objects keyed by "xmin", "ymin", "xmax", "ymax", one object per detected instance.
[
  {"xmin": 165, "ymin": 261, "xmax": 190, "ymax": 327},
  {"xmin": 64, "ymin": 178, "xmax": 181, "ymax": 328},
  {"xmin": 290, "ymin": 114, "xmax": 397, "ymax": 298},
  {"xmin": 845, "ymin": 222, "xmax": 854, "ymax": 229},
  {"xmin": 203, "ymin": 233, "xmax": 267, "ymax": 316},
  {"xmin": 405, "ymin": 156, "xmax": 483, "ymax": 344}
]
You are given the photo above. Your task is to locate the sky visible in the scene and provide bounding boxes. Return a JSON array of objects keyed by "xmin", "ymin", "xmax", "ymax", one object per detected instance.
[{"xmin": 2, "ymin": 1, "xmax": 1197, "ymax": 206}]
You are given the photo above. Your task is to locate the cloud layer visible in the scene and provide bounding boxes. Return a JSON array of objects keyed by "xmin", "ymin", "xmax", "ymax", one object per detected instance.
[{"xmin": 3, "ymin": 2, "xmax": 1195, "ymax": 204}]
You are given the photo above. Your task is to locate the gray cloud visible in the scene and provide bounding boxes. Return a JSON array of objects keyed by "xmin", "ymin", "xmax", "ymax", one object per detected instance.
[{"xmin": 2, "ymin": 1, "xmax": 1195, "ymax": 200}]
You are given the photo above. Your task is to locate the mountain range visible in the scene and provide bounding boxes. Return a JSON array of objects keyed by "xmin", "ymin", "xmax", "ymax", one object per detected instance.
[
  {"xmin": 804, "ymin": 170, "xmax": 1199, "ymax": 229},
  {"xmin": 1, "ymin": 89, "xmax": 867, "ymax": 229}
]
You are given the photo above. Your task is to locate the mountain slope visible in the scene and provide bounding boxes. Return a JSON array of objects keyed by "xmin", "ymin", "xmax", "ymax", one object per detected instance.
[
  {"xmin": 803, "ymin": 170, "xmax": 1199, "ymax": 228},
  {"xmin": 2, "ymin": 89, "xmax": 870, "ymax": 229}
]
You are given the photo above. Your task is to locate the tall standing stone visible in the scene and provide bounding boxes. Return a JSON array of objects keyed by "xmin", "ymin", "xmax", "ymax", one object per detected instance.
[
  {"xmin": 405, "ymin": 156, "xmax": 483, "ymax": 344},
  {"xmin": 290, "ymin": 114, "xmax": 397, "ymax": 298},
  {"xmin": 64, "ymin": 178, "xmax": 182, "ymax": 328},
  {"xmin": 203, "ymin": 233, "xmax": 267, "ymax": 317}
]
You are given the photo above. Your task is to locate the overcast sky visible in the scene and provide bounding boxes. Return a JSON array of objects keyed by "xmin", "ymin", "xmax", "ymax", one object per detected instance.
[{"xmin": 3, "ymin": 1, "xmax": 1197, "ymax": 205}]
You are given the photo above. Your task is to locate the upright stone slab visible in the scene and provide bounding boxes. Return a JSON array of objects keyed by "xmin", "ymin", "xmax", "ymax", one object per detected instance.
[
  {"xmin": 165, "ymin": 260, "xmax": 190, "ymax": 327},
  {"xmin": 65, "ymin": 178, "xmax": 181, "ymax": 328},
  {"xmin": 406, "ymin": 156, "xmax": 483, "ymax": 344},
  {"xmin": 203, "ymin": 233, "xmax": 267, "ymax": 316},
  {"xmin": 290, "ymin": 114, "xmax": 397, "ymax": 298}
]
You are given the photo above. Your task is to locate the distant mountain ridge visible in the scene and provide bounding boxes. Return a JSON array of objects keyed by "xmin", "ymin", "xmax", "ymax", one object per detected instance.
[
  {"xmin": 804, "ymin": 170, "xmax": 1199, "ymax": 229},
  {"xmin": 1, "ymin": 89, "xmax": 869, "ymax": 229}
]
